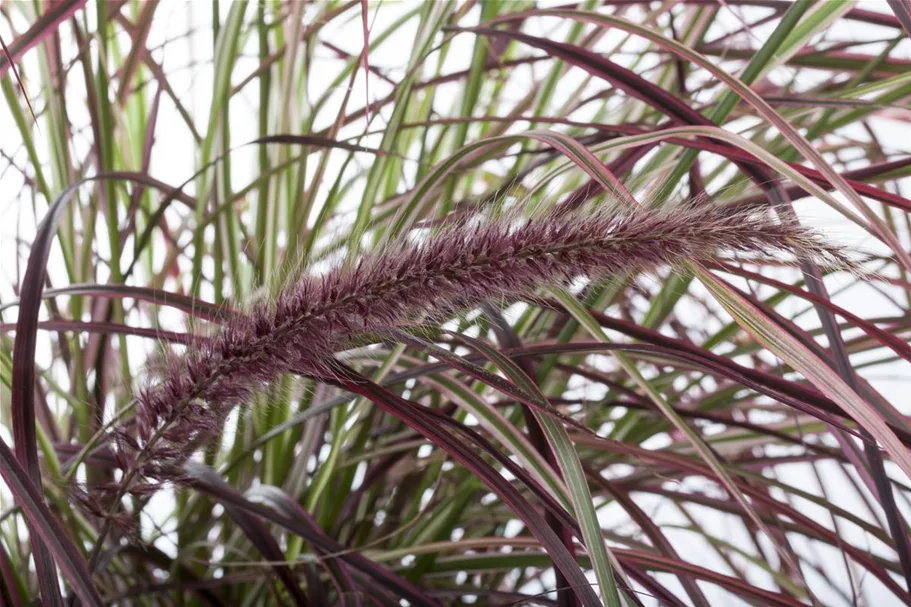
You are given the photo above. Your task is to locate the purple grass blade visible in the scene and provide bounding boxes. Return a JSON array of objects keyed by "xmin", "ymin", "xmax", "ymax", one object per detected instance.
[
  {"xmin": 214, "ymin": 495, "xmax": 309, "ymax": 605},
  {"xmin": 887, "ymin": 0, "xmax": 911, "ymax": 38},
  {"xmin": 0, "ymin": 439, "xmax": 101, "ymax": 606},
  {"xmin": 0, "ymin": 0, "xmax": 86, "ymax": 77},
  {"xmin": 1, "ymin": 320, "xmax": 197, "ymax": 345},
  {"xmin": 11, "ymin": 184, "xmax": 85, "ymax": 606},
  {"xmin": 183, "ymin": 463, "xmax": 440, "ymax": 607},
  {"xmin": 0, "ymin": 283, "xmax": 233, "ymax": 322},
  {"xmin": 328, "ymin": 363, "xmax": 605, "ymax": 607}
]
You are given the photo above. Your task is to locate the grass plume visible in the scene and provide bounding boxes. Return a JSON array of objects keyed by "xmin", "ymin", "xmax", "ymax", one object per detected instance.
[{"xmin": 110, "ymin": 202, "xmax": 849, "ymax": 495}]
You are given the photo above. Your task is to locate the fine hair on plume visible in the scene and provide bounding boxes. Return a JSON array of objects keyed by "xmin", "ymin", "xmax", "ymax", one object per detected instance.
[{"xmin": 78, "ymin": 198, "xmax": 853, "ymax": 516}]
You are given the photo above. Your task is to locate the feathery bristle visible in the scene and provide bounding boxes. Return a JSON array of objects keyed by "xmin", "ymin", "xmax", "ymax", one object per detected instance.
[{"xmin": 106, "ymin": 203, "xmax": 850, "ymax": 493}]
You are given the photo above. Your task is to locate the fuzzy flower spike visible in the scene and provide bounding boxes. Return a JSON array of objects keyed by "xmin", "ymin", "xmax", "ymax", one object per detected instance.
[{"xmin": 105, "ymin": 202, "xmax": 850, "ymax": 497}]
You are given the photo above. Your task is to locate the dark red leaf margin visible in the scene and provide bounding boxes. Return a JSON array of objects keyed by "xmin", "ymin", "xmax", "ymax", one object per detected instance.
[
  {"xmin": 0, "ymin": 0, "xmax": 86, "ymax": 78},
  {"xmin": 887, "ymin": 0, "xmax": 911, "ymax": 38},
  {"xmin": 9, "ymin": 184, "xmax": 101, "ymax": 606}
]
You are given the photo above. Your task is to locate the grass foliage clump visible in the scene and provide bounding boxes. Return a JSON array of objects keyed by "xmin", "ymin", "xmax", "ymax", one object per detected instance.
[{"xmin": 1, "ymin": 1, "xmax": 911, "ymax": 606}]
